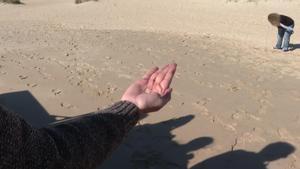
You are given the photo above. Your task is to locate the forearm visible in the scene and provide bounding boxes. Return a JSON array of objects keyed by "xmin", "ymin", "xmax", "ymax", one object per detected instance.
[
  {"xmin": 280, "ymin": 23, "xmax": 293, "ymax": 30},
  {"xmin": 43, "ymin": 101, "xmax": 140, "ymax": 169},
  {"xmin": 0, "ymin": 101, "xmax": 140, "ymax": 169}
]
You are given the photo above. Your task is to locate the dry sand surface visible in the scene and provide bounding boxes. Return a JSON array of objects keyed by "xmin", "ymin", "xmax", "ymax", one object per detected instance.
[{"xmin": 1, "ymin": 0, "xmax": 300, "ymax": 168}]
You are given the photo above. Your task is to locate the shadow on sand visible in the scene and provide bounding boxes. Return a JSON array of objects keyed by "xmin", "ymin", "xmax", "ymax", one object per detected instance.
[
  {"xmin": 0, "ymin": 90, "xmax": 71, "ymax": 127},
  {"xmin": 290, "ymin": 43, "xmax": 300, "ymax": 51},
  {"xmin": 0, "ymin": 90, "xmax": 56, "ymax": 127},
  {"xmin": 101, "ymin": 115, "xmax": 295, "ymax": 169},
  {"xmin": 100, "ymin": 115, "xmax": 214, "ymax": 169},
  {"xmin": 191, "ymin": 142, "xmax": 295, "ymax": 169}
]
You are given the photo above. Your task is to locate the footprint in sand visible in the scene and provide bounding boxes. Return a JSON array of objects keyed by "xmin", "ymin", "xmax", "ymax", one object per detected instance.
[
  {"xmin": 277, "ymin": 128, "xmax": 299, "ymax": 145},
  {"xmin": 210, "ymin": 115, "xmax": 236, "ymax": 132},
  {"xmin": 192, "ymin": 99, "xmax": 236, "ymax": 132},
  {"xmin": 232, "ymin": 109, "xmax": 261, "ymax": 121},
  {"xmin": 235, "ymin": 131, "xmax": 266, "ymax": 148},
  {"xmin": 252, "ymin": 89, "xmax": 272, "ymax": 115},
  {"xmin": 192, "ymin": 98, "xmax": 211, "ymax": 116}
]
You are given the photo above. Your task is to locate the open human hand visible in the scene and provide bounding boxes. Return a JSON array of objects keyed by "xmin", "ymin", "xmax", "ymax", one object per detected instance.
[{"xmin": 121, "ymin": 63, "xmax": 177, "ymax": 113}]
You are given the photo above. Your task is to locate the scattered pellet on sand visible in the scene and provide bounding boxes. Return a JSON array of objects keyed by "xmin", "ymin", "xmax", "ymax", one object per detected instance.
[
  {"xmin": 27, "ymin": 83, "xmax": 38, "ymax": 87},
  {"xmin": 60, "ymin": 102, "xmax": 74, "ymax": 109},
  {"xmin": 19, "ymin": 75, "xmax": 28, "ymax": 80},
  {"xmin": 52, "ymin": 89, "xmax": 62, "ymax": 95}
]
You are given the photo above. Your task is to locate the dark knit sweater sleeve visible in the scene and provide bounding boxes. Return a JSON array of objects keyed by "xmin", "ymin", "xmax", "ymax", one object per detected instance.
[{"xmin": 0, "ymin": 101, "xmax": 140, "ymax": 169}]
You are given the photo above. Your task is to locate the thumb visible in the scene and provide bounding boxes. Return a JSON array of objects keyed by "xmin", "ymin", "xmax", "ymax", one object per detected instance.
[
  {"xmin": 163, "ymin": 88, "xmax": 173, "ymax": 96},
  {"xmin": 162, "ymin": 88, "xmax": 172, "ymax": 103}
]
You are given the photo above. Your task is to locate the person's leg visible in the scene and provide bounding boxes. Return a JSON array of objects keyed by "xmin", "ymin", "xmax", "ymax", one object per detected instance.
[
  {"xmin": 275, "ymin": 28, "xmax": 285, "ymax": 49},
  {"xmin": 282, "ymin": 32, "xmax": 291, "ymax": 52},
  {"xmin": 282, "ymin": 25, "xmax": 294, "ymax": 52}
]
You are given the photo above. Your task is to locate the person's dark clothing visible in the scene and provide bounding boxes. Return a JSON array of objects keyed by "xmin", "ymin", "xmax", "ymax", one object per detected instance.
[
  {"xmin": 278, "ymin": 15, "xmax": 294, "ymax": 33},
  {"xmin": 0, "ymin": 101, "xmax": 140, "ymax": 169},
  {"xmin": 280, "ymin": 15, "xmax": 294, "ymax": 27}
]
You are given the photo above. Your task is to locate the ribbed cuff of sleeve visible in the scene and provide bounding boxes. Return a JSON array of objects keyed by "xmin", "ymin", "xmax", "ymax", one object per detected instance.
[
  {"xmin": 99, "ymin": 101, "xmax": 141, "ymax": 127},
  {"xmin": 105, "ymin": 101, "xmax": 140, "ymax": 115}
]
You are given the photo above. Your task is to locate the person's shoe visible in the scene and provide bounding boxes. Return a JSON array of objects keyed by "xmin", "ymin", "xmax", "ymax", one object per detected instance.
[
  {"xmin": 282, "ymin": 48, "xmax": 289, "ymax": 52},
  {"xmin": 273, "ymin": 46, "xmax": 282, "ymax": 50}
]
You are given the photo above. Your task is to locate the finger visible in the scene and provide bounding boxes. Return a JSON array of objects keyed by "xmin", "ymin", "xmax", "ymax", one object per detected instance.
[
  {"xmin": 154, "ymin": 64, "xmax": 170, "ymax": 85},
  {"xmin": 150, "ymin": 64, "xmax": 170, "ymax": 94},
  {"xmin": 142, "ymin": 67, "xmax": 159, "ymax": 80},
  {"xmin": 152, "ymin": 82, "xmax": 163, "ymax": 95},
  {"xmin": 160, "ymin": 63, "xmax": 177, "ymax": 90},
  {"xmin": 162, "ymin": 88, "xmax": 172, "ymax": 96},
  {"xmin": 162, "ymin": 88, "xmax": 172, "ymax": 104},
  {"xmin": 147, "ymin": 69, "xmax": 161, "ymax": 90}
]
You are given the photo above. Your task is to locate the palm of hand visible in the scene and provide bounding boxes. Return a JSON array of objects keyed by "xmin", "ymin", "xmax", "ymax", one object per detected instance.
[{"xmin": 121, "ymin": 64, "xmax": 177, "ymax": 113}]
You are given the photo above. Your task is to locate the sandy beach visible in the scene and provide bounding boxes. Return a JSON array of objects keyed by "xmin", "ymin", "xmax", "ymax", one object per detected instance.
[{"xmin": 1, "ymin": 0, "xmax": 300, "ymax": 168}]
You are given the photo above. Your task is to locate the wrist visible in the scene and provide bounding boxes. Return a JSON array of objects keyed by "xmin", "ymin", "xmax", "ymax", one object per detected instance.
[
  {"xmin": 120, "ymin": 98, "xmax": 141, "ymax": 111},
  {"xmin": 121, "ymin": 98, "xmax": 151, "ymax": 114}
]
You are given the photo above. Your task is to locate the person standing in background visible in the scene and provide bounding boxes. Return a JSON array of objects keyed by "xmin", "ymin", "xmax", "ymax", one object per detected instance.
[{"xmin": 268, "ymin": 13, "xmax": 295, "ymax": 52}]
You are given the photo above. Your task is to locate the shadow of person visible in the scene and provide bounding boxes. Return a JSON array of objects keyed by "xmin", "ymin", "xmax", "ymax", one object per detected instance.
[
  {"xmin": 0, "ymin": 1, "xmax": 25, "ymax": 5},
  {"xmin": 0, "ymin": 90, "xmax": 57, "ymax": 127},
  {"xmin": 290, "ymin": 43, "xmax": 300, "ymax": 51},
  {"xmin": 100, "ymin": 115, "xmax": 213, "ymax": 169},
  {"xmin": 191, "ymin": 142, "xmax": 295, "ymax": 169}
]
